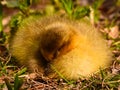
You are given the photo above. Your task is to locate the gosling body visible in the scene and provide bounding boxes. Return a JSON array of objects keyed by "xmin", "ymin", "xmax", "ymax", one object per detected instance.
[{"xmin": 9, "ymin": 15, "xmax": 112, "ymax": 80}]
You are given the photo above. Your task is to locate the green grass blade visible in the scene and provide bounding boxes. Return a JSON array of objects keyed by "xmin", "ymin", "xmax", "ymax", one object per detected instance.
[{"xmin": 14, "ymin": 74, "xmax": 23, "ymax": 90}]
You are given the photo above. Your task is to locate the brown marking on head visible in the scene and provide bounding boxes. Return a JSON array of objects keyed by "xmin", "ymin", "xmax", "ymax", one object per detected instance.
[{"xmin": 40, "ymin": 23, "xmax": 80, "ymax": 61}]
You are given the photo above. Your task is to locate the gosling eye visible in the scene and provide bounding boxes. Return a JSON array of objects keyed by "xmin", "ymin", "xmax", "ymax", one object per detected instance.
[{"xmin": 58, "ymin": 43, "xmax": 66, "ymax": 51}]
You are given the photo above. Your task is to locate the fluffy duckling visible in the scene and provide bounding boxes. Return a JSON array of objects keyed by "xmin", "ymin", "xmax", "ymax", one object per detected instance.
[{"xmin": 9, "ymin": 15, "xmax": 112, "ymax": 80}]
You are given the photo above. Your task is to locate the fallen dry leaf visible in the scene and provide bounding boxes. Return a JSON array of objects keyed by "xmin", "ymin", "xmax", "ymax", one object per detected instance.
[{"xmin": 109, "ymin": 26, "xmax": 119, "ymax": 39}]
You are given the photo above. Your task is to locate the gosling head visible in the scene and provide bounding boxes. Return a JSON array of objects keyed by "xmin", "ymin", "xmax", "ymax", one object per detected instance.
[{"xmin": 40, "ymin": 23, "xmax": 79, "ymax": 61}]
